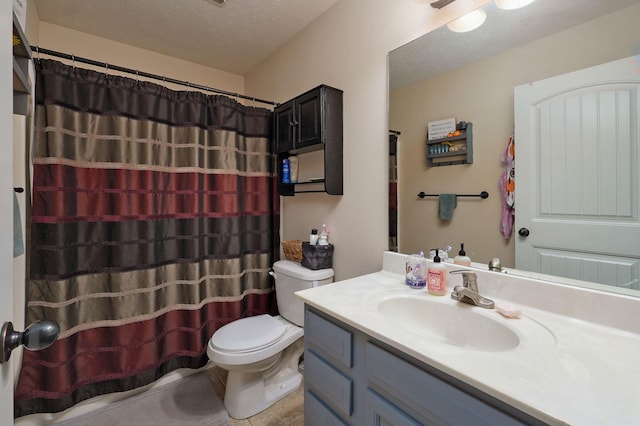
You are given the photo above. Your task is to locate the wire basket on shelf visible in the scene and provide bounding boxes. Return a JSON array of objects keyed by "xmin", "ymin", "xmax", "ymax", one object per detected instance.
[{"xmin": 281, "ymin": 240, "xmax": 303, "ymax": 262}]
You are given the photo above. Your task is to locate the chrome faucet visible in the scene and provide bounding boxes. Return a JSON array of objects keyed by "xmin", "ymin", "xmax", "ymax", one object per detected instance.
[{"xmin": 449, "ymin": 270, "xmax": 494, "ymax": 309}]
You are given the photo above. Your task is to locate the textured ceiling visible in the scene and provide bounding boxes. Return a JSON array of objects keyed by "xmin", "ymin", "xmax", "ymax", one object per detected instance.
[
  {"xmin": 33, "ymin": 0, "xmax": 339, "ymax": 75},
  {"xmin": 390, "ymin": 0, "xmax": 640, "ymax": 89},
  {"xmin": 32, "ymin": 0, "xmax": 640, "ymax": 83}
]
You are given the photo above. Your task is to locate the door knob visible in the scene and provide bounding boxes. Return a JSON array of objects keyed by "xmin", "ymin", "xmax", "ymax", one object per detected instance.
[
  {"xmin": 1, "ymin": 320, "xmax": 60, "ymax": 363},
  {"xmin": 518, "ymin": 228, "xmax": 530, "ymax": 237}
]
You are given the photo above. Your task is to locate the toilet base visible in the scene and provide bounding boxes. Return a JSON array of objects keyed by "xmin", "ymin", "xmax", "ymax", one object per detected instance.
[{"xmin": 223, "ymin": 338, "xmax": 304, "ymax": 419}]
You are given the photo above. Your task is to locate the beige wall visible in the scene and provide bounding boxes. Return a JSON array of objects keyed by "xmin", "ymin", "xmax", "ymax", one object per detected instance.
[
  {"xmin": 33, "ymin": 22, "xmax": 245, "ymax": 96},
  {"xmin": 245, "ymin": 0, "xmax": 490, "ymax": 280},
  {"xmin": 389, "ymin": 3, "xmax": 640, "ymax": 268}
]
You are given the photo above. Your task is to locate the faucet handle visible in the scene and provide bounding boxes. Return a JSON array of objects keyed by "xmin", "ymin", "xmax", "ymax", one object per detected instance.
[{"xmin": 449, "ymin": 270, "xmax": 478, "ymax": 291}]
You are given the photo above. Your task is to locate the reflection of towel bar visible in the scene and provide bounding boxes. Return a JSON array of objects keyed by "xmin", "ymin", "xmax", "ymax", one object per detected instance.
[{"xmin": 417, "ymin": 191, "xmax": 489, "ymax": 199}]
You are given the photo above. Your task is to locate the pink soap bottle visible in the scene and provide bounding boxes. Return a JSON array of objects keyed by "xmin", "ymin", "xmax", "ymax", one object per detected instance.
[{"xmin": 427, "ymin": 249, "xmax": 447, "ymax": 296}]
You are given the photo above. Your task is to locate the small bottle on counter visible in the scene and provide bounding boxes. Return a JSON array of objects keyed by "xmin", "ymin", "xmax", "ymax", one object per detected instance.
[
  {"xmin": 309, "ymin": 228, "xmax": 319, "ymax": 245},
  {"xmin": 427, "ymin": 249, "xmax": 447, "ymax": 296},
  {"xmin": 282, "ymin": 158, "xmax": 290, "ymax": 183},
  {"xmin": 317, "ymin": 224, "xmax": 329, "ymax": 245},
  {"xmin": 453, "ymin": 243, "xmax": 472, "ymax": 266},
  {"xmin": 288, "ymin": 156, "xmax": 299, "ymax": 183}
]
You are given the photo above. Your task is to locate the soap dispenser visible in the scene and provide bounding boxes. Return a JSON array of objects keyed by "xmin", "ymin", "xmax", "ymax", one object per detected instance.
[
  {"xmin": 453, "ymin": 243, "xmax": 472, "ymax": 266},
  {"xmin": 427, "ymin": 249, "xmax": 447, "ymax": 296}
]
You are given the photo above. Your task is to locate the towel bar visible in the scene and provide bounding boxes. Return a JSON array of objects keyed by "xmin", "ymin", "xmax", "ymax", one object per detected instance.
[{"xmin": 417, "ymin": 191, "xmax": 488, "ymax": 199}]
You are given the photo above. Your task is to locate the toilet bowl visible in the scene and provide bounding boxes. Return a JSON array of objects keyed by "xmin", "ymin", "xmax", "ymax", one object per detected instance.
[{"xmin": 207, "ymin": 260, "xmax": 334, "ymax": 419}]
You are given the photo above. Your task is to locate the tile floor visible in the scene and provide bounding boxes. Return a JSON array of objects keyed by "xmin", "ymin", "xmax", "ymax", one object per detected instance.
[{"xmin": 207, "ymin": 366, "xmax": 304, "ymax": 426}]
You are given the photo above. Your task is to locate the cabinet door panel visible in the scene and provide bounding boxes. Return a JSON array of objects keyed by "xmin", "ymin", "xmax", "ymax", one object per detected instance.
[
  {"xmin": 296, "ymin": 89, "xmax": 323, "ymax": 149},
  {"xmin": 366, "ymin": 343, "xmax": 523, "ymax": 425},
  {"xmin": 274, "ymin": 100, "xmax": 295, "ymax": 153}
]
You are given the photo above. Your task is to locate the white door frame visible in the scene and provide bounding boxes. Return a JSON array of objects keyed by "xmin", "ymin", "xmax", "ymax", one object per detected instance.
[{"xmin": 2, "ymin": 0, "xmax": 16, "ymax": 422}]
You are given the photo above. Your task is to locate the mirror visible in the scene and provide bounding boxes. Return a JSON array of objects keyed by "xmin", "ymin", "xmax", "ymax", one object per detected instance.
[{"xmin": 388, "ymin": 0, "xmax": 640, "ymax": 296}]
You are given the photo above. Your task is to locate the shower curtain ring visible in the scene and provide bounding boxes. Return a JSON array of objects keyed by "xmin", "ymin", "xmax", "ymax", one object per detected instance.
[{"xmin": 71, "ymin": 55, "xmax": 75, "ymax": 70}]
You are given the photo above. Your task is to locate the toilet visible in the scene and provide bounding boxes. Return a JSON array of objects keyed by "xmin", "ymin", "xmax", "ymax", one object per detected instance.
[{"xmin": 207, "ymin": 260, "xmax": 334, "ymax": 419}]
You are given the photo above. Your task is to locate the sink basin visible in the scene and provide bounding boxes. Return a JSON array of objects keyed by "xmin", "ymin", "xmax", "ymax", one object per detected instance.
[{"xmin": 378, "ymin": 296, "xmax": 520, "ymax": 352}]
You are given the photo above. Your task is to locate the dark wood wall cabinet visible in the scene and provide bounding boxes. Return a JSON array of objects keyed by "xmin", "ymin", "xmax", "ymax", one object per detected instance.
[{"xmin": 274, "ymin": 85, "xmax": 343, "ymax": 196}]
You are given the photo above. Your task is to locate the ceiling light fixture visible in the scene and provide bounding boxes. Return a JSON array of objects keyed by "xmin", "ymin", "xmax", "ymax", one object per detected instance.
[
  {"xmin": 204, "ymin": 0, "xmax": 227, "ymax": 6},
  {"xmin": 495, "ymin": 0, "xmax": 536, "ymax": 10},
  {"xmin": 447, "ymin": 9, "xmax": 487, "ymax": 33}
]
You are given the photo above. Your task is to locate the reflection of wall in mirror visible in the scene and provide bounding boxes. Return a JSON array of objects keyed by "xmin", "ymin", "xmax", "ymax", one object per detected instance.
[{"xmin": 389, "ymin": 3, "xmax": 640, "ymax": 268}]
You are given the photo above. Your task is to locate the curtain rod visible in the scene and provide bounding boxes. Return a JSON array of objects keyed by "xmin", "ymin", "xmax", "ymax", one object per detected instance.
[{"xmin": 32, "ymin": 46, "xmax": 279, "ymax": 108}]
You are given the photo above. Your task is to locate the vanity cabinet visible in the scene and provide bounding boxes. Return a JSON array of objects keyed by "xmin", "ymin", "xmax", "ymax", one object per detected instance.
[
  {"xmin": 13, "ymin": 11, "xmax": 32, "ymax": 115},
  {"xmin": 426, "ymin": 122, "xmax": 473, "ymax": 167},
  {"xmin": 274, "ymin": 85, "xmax": 343, "ymax": 196},
  {"xmin": 304, "ymin": 306, "xmax": 542, "ymax": 426}
]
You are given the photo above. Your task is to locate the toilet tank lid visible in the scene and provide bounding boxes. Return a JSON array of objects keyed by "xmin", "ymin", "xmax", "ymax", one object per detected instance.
[{"xmin": 273, "ymin": 260, "xmax": 334, "ymax": 281}]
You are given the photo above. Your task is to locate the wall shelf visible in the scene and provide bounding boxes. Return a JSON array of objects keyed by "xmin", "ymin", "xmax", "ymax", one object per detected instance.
[{"xmin": 426, "ymin": 122, "xmax": 473, "ymax": 166}]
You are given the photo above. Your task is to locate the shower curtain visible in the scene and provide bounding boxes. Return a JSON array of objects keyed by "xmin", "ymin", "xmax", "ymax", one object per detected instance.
[{"xmin": 15, "ymin": 59, "xmax": 279, "ymax": 417}]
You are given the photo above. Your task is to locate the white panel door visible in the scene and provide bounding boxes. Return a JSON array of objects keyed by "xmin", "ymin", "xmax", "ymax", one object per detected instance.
[{"xmin": 515, "ymin": 56, "xmax": 640, "ymax": 290}]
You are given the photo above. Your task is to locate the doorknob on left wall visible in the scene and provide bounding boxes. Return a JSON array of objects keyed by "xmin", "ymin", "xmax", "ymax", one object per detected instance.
[{"xmin": 1, "ymin": 320, "xmax": 60, "ymax": 363}]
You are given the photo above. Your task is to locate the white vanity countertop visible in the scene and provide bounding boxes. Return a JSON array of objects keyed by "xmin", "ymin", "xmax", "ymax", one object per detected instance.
[{"xmin": 296, "ymin": 252, "xmax": 640, "ymax": 426}]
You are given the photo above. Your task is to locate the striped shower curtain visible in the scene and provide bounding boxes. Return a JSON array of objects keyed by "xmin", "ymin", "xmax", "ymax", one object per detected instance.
[{"xmin": 15, "ymin": 59, "xmax": 279, "ymax": 417}]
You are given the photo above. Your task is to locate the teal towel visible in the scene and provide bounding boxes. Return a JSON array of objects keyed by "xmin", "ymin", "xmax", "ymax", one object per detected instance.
[
  {"xmin": 14, "ymin": 192, "xmax": 24, "ymax": 257},
  {"xmin": 439, "ymin": 193, "xmax": 457, "ymax": 221}
]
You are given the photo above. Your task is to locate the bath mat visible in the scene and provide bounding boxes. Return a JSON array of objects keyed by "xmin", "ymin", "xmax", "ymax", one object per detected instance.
[{"xmin": 53, "ymin": 372, "xmax": 229, "ymax": 426}]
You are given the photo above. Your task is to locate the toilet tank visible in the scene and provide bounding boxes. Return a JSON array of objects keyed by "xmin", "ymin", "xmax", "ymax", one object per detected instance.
[{"xmin": 273, "ymin": 260, "xmax": 334, "ymax": 326}]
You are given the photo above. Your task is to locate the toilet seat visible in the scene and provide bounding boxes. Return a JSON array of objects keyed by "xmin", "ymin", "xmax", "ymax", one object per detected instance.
[{"xmin": 212, "ymin": 314, "xmax": 287, "ymax": 353}]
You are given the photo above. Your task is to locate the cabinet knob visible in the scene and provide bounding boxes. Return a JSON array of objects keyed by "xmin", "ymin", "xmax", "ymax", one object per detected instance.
[{"xmin": 518, "ymin": 228, "xmax": 530, "ymax": 237}]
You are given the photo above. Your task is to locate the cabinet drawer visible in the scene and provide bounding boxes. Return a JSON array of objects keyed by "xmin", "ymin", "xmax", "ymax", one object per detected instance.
[
  {"xmin": 305, "ymin": 389, "xmax": 349, "ymax": 426},
  {"xmin": 366, "ymin": 343, "xmax": 522, "ymax": 425},
  {"xmin": 366, "ymin": 389, "xmax": 422, "ymax": 426},
  {"xmin": 305, "ymin": 309, "xmax": 353, "ymax": 368},
  {"xmin": 305, "ymin": 350, "xmax": 353, "ymax": 418}
]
